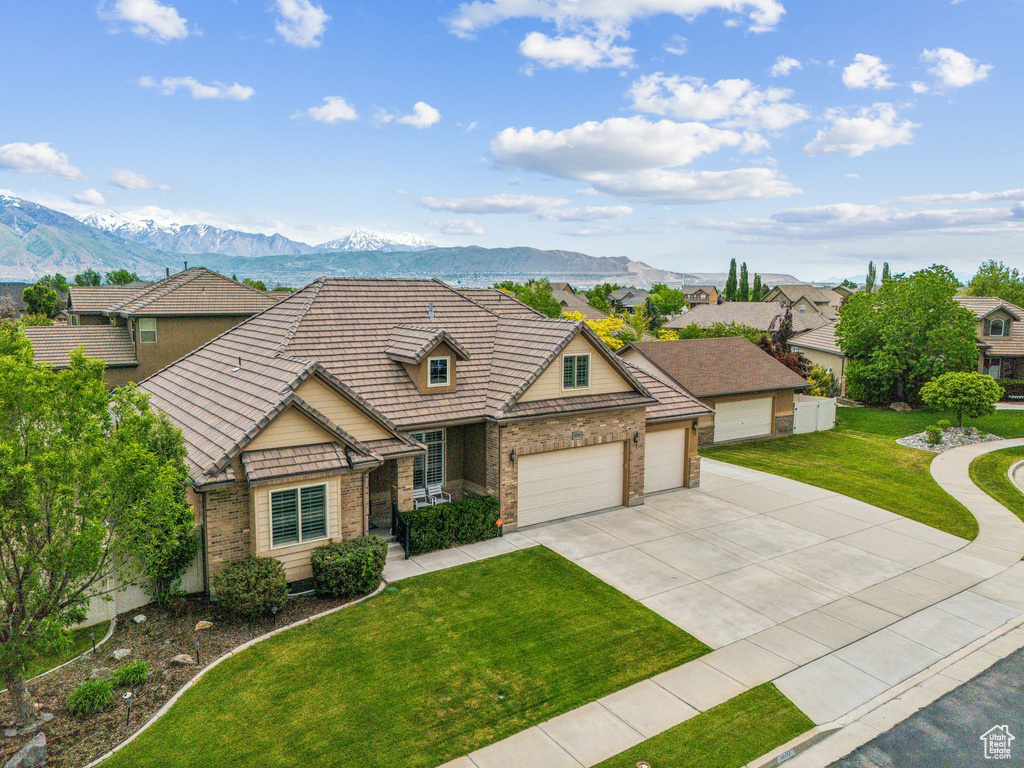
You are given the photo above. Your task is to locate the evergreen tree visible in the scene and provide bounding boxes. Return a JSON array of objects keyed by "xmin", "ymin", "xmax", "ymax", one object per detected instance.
[
  {"xmin": 752, "ymin": 273, "xmax": 763, "ymax": 302},
  {"xmin": 737, "ymin": 263, "xmax": 750, "ymax": 302},
  {"xmin": 881, "ymin": 262, "xmax": 891, "ymax": 283},
  {"xmin": 724, "ymin": 258, "xmax": 738, "ymax": 301},
  {"xmin": 864, "ymin": 261, "xmax": 877, "ymax": 293}
]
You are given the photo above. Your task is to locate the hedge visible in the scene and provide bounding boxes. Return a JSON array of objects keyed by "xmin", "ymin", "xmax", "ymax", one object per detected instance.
[
  {"xmin": 212, "ymin": 556, "xmax": 288, "ymax": 620},
  {"xmin": 310, "ymin": 537, "xmax": 388, "ymax": 599},
  {"xmin": 1000, "ymin": 379, "xmax": 1024, "ymax": 399},
  {"xmin": 396, "ymin": 496, "xmax": 501, "ymax": 556}
]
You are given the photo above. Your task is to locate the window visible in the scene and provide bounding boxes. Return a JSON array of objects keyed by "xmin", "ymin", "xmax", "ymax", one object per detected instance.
[
  {"xmin": 270, "ymin": 483, "xmax": 327, "ymax": 548},
  {"xmin": 138, "ymin": 317, "xmax": 157, "ymax": 344},
  {"xmin": 562, "ymin": 354, "xmax": 590, "ymax": 390},
  {"xmin": 411, "ymin": 429, "xmax": 444, "ymax": 489},
  {"xmin": 990, "ymin": 318, "xmax": 1005, "ymax": 337},
  {"xmin": 428, "ymin": 356, "xmax": 450, "ymax": 387},
  {"xmin": 985, "ymin": 357, "xmax": 1002, "ymax": 379},
  {"xmin": 70, "ymin": 315, "xmax": 79, "ymax": 326}
]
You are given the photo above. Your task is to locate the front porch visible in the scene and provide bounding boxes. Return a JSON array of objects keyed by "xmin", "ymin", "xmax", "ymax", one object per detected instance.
[{"xmin": 982, "ymin": 354, "xmax": 1024, "ymax": 382}]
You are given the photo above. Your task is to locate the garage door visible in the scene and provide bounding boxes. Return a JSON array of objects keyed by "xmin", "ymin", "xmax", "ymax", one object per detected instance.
[
  {"xmin": 714, "ymin": 398, "xmax": 773, "ymax": 443},
  {"xmin": 645, "ymin": 428, "xmax": 687, "ymax": 494},
  {"xmin": 517, "ymin": 442, "xmax": 624, "ymax": 526}
]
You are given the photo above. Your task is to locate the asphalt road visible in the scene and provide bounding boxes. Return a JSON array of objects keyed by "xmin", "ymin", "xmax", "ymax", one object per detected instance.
[{"xmin": 830, "ymin": 648, "xmax": 1024, "ymax": 767}]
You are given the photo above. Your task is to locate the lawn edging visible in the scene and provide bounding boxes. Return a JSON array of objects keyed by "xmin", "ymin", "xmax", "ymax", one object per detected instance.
[
  {"xmin": 1011, "ymin": 459, "xmax": 1024, "ymax": 493},
  {"xmin": 1, "ymin": 619, "xmax": 116, "ymax": 697},
  {"xmin": 81, "ymin": 583, "xmax": 386, "ymax": 768}
]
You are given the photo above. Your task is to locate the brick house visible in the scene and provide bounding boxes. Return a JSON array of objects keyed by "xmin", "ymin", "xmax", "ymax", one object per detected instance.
[
  {"xmin": 680, "ymin": 285, "xmax": 720, "ymax": 306},
  {"xmin": 140, "ymin": 278, "xmax": 710, "ymax": 588},
  {"xmin": 954, "ymin": 296, "xmax": 1024, "ymax": 381}
]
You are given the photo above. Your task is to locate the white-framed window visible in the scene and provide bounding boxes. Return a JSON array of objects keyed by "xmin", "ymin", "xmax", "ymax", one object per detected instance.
[
  {"xmin": 270, "ymin": 482, "xmax": 327, "ymax": 548},
  {"xmin": 990, "ymin": 318, "xmax": 1005, "ymax": 337},
  {"xmin": 70, "ymin": 314, "xmax": 79, "ymax": 326},
  {"xmin": 427, "ymin": 356, "xmax": 450, "ymax": 387},
  {"xmin": 411, "ymin": 429, "xmax": 445, "ymax": 489},
  {"xmin": 138, "ymin": 317, "xmax": 157, "ymax": 344},
  {"xmin": 562, "ymin": 353, "xmax": 590, "ymax": 390}
]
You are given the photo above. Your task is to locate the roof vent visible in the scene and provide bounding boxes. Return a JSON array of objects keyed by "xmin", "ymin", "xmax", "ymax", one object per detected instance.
[
  {"xmin": 427, "ymin": 302, "xmax": 435, "ymax": 319},
  {"xmin": 231, "ymin": 356, "xmax": 241, "ymax": 372},
  {"xmin": 183, "ymin": 260, "xmax": 188, "ymax": 271}
]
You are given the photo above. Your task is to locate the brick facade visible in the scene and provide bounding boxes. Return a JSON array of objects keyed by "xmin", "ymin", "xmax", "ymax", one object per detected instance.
[{"xmin": 202, "ymin": 458, "xmax": 251, "ymax": 583}]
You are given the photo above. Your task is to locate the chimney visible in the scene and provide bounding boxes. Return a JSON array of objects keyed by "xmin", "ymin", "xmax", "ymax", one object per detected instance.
[
  {"xmin": 427, "ymin": 302, "xmax": 434, "ymax": 319},
  {"xmin": 165, "ymin": 267, "xmax": 170, "ymax": 278},
  {"xmin": 183, "ymin": 260, "xmax": 188, "ymax": 271}
]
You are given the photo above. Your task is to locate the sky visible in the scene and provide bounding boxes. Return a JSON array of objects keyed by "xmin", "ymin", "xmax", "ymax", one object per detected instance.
[{"xmin": 1, "ymin": 0, "xmax": 1022, "ymax": 281}]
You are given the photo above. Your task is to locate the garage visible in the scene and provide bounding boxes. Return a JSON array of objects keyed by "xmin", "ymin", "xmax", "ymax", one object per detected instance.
[
  {"xmin": 714, "ymin": 397, "xmax": 773, "ymax": 443},
  {"xmin": 644, "ymin": 427, "xmax": 687, "ymax": 494},
  {"xmin": 517, "ymin": 442, "xmax": 624, "ymax": 526}
]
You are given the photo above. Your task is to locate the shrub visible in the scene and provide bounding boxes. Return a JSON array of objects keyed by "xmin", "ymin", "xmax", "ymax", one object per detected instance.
[
  {"xmin": 396, "ymin": 496, "xmax": 501, "ymax": 556},
  {"xmin": 920, "ymin": 371, "xmax": 1004, "ymax": 428},
  {"xmin": 936, "ymin": 419, "xmax": 952, "ymax": 431},
  {"xmin": 212, "ymin": 557, "xmax": 288, "ymax": 620},
  {"xmin": 310, "ymin": 537, "xmax": 388, "ymax": 599},
  {"xmin": 1000, "ymin": 380, "xmax": 1024, "ymax": 399},
  {"xmin": 925, "ymin": 425, "xmax": 943, "ymax": 445},
  {"xmin": 66, "ymin": 679, "xmax": 113, "ymax": 715},
  {"xmin": 111, "ymin": 660, "xmax": 151, "ymax": 687}
]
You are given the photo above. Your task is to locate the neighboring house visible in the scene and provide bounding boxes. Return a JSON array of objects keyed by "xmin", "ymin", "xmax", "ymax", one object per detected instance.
[
  {"xmin": 553, "ymin": 288, "xmax": 609, "ymax": 320},
  {"xmin": 619, "ymin": 337, "xmax": 808, "ymax": 446},
  {"xmin": 789, "ymin": 322, "xmax": 847, "ymax": 395},
  {"xmin": 608, "ymin": 288, "xmax": 651, "ymax": 311},
  {"xmin": 681, "ymin": 285, "xmax": 720, "ymax": 306},
  {"xmin": 954, "ymin": 296, "xmax": 1024, "ymax": 380},
  {"xmin": 549, "ymin": 282, "xmax": 574, "ymax": 293},
  {"xmin": 139, "ymin": 278, "xmax": 711, "ymax": 588},
  {"xmin": 458, "ymin": 288, "xmax": 545, "ymax": 317},
  {"xmin": 26, "ymin": 268, "xmax": 281, "ymax": 386},
  {"xmin": 763, "ymin": 284, "xmax": 843, "ymax": 320},
  {"xmin": 663, "ymin": 302, "xmax": 829, "ymax": 334},
  {"xmin": 831, "ymin": 284, "xmax": 858, "ymax": 301}
]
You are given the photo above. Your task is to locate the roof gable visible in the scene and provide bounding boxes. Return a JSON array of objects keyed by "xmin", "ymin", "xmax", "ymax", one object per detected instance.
[
  {"xmin": 385, "ymin": 325, "xmax": 471, "ymax": 364},
  {"xmin": 109, "ymin": 267, "xmax": 280, "ymax": 317}
]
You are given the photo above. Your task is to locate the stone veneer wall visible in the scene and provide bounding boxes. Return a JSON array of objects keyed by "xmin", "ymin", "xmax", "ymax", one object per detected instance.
[
  {"xmin": 697, "ymin": 425, "xmax": 716, "ymax": 446},
  {"xmin": 775, "ymin": 414, "xmax": 794, "ymax": 437},
  {"xmin": 202, "ymin": 458, "xmax": 251, "ymax": 583}
]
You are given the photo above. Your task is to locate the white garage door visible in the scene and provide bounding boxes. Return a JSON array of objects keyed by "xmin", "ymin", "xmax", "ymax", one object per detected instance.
[
  {"xmin": 517, "ymin": 442, "xmax": 624, "ymax": 527},
  {"xmin": 645, "ymin": 428, "xmax": 686, "ymax": 494},
  {"xmin": 715, "ymin": 398, "xmax": 773, "ymax": 443}
]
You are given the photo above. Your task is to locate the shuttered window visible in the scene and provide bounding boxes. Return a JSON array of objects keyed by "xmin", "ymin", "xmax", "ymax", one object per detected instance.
[
  {"xmin": 411, "ymin": 429, "xmax": 445, "ymax": 489},
  {"xmin": 270, "ymin": 483, "xmax": 328, "ymax": 548},
  {"xmin": 562, "ymin": 354, "xmax": 590, "ymax": 390}
]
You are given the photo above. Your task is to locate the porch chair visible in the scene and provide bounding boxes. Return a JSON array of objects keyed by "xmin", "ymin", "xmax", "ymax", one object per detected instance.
[
  {"xmin": 427, "ymin": 483, "xmax": 451, "ymax": 505},
  {"xmin": 413, "ymin": 487, "xmax": 432, "ymax": 509}
]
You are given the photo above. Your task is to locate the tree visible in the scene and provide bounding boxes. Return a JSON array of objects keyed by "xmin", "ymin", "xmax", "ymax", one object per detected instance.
[
  {"xmin": 836, "ymin": 265, "xmax": 978, "ymax": 404},
  {"xmin": 839, "ymin": 278, "xmax": 857, "ymax": 289},
  {"xmin": 74, "ymin": 269, "xmax": 102, "ymax": 286},
  {"xmin": 21, "ymin": 314, "xmax": 53, "ymax": 327},
  {"xmin": 966, "ymin": 260, "xmax": 1024, "ymax": 307},
  {"xmin": 0, "ymin": 331, "xmax": 195, "ymax": 724},
  {"xmin": 628, "ymin": 300, "xmax": 653, "ymax": 338},
  {"xmin": 37, "ymin": 273, "xmax": 69, "ymax": 294},
  {"xmin": 494, "ymin": 279, "xmax": 562, "ymax": 318},
  {"xmin": 881, "ymin": 262, "xmax": 891, "ymax": 284},
  {"xmin": 648, "ymin": 284, "xmax": 687, "ymax": 315},
  {"xmin": 864, "ymin": 261, "xmax": 877, "ymax": 293},
  {"xmin": 243, "ymin": 278, "xmax": 268, "ymax": 292},
  {"xmin": 751, "ymin": 273, "xmax": 763, "ymax": 303},
  {"xmin": 105, "ymin": 269, "xmax": 140, "ymax": 285},
  {"xmin": 758, "ymin": 307, "xmax": 810, "ymax": 375},
  {"xmin": 21, "ymin": 283, "xmax": 57, "ymax": 317},
  {"xmin": 673, "ymin": 322, "xmax": 764, "ymax": 344},
  {"xmin": 564, "ymin": 311, "xmax": 628, "ymax": 350},
  {"xmin": 271, "ymin": 285, "xmax": 296, "ymax": 293},
  {"xmin": 724, "ymin": 259, "xmax": 738, "ymax": 301},
  {"xmin": 737, "ymin": 263, "xmax": 749, "ymax": 302},
  {"xmin": 920, "ymin": 372, "xmax": 1004, "ymax": 428},
  {"xmin": 807, "ymin": 366, "xmax": 836, "ymax": 398}
]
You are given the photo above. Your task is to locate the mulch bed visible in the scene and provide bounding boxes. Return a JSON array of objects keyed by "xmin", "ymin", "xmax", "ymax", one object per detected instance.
[{"xmin": 0, "ymin": 592, "xmax": 358, "ymax": 768}]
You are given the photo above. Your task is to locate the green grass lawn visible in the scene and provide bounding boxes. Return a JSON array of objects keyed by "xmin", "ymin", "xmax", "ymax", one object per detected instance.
[
  {"xmin": 25, "ymin": 620, "xmax": 110, "ymax": 681},
  {"xmin": 104, "ymin": 547, "xmax": 710, "ymax": 768},
  {"xmin": 969, "ymin": 446, "xmax": 1024, "ymax": 523},
  {"xmin": 594, "ymin": 684, "xmax": 814, "ymax": 768},
  {"xmin": 704, "ymin": 407, "xmax": 1024, "ymax": 540}
]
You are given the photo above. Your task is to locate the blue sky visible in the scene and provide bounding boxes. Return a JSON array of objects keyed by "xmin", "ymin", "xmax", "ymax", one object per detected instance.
[{"xmin": 1, "ymin": 0, "xmax": 1021, "ymax": 280}]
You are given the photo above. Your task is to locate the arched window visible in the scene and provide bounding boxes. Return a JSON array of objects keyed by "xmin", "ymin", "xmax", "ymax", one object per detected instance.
[{"xmin": 990, "ymin": 318, "xmax": 1005, "ymax": 337}]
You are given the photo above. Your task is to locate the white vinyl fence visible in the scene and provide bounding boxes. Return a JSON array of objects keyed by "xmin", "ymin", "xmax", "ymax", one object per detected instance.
[{"xmin": 793, "ymin": 394, "xmax": 837, "ymax": 434}]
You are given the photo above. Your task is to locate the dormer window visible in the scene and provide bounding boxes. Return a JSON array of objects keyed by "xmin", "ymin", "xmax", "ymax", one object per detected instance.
[
  {"xmin": 428, "ymin": 356, "xmax": 450, "ymax": 387},
  {"xmin": 562, "ymin": 354, "xmax": 590, "ymax": 390},
  {"xmin": 990, "ymin": 318, "xmax": 1005, "ymax": 337}
]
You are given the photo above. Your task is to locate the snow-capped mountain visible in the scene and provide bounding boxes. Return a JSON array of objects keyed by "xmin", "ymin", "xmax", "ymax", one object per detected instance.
[{"xmin": 315, "ymin": 228, "xmax": 438, "ymax": 253}]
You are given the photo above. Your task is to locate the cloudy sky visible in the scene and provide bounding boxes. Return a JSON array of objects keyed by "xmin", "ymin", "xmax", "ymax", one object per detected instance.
[{"xmin": 1, "ymin": 0, "xmax": 1020, "ymax": 280}]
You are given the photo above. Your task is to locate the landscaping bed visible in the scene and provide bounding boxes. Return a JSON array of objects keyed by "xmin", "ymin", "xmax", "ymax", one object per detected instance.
[{"xmin": 896, "ymin": 426, "xmax": 1004, "ymax": 453}]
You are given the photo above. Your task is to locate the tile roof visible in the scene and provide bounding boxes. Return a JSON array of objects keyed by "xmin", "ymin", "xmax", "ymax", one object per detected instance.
[
  {"xmin": 621, "ymin": 361, "xmax": 713, "ymax": 421},
  {"xmin": 108, "ymin": 267, "xmax": 281, "ymax": 317},
  {"xmin": 241, "ymin": 442, "xmax": 355, "ymax": 484},
  {"xmin": 458, "ymin": 288, "xmax": 545, "ymax": 317},
  {"xmin": 385, "ymin": 325, "xmax": 471, "ymax": 364},
  {"xmin": 769, "ymin": 284, "xmax": 843, "ymax": 308},
  {"xmin": 955, "ymin": 296, "xmax": 1024, "ymax": 356},
  {"xmin": 24, "ymin": 325, "xmax": 137, "ymax": 369},
  {"xmin": 68, "ymin": 285, "xmax": 147, "ymax": 314},
  {"xmin": 790, "ymin": 322, "xmax": 843, "ymax": 356},
  {"xmin": 621, "ymin": 337, "xmax": 808, "ymax": 398},
  {"xmin": 664, "ymin": 302, "xmax": 828, "ymax": 333},
  {"xmin": 555, "ymin": 290, "xmax": 609, "ymax": 320},
  {"xmin": 681, "ymin": 285, "xmax": 717, "ymax": 295}
]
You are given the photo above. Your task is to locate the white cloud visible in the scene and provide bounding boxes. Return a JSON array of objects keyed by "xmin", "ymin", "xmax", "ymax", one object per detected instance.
[
  {"xmin": 770, "ymin": 55, "xmax": 801, "ymax": 77},
  {"xmin": 273, "ymin": 0, "xmax": 330, "ymax": 48},
  {"xmin": 428, "ymin": 218, "xmax": 485, "ymax": 235},
  {"xmin": 627, "ymin": 73, "xmax": 808, "ymax": 130},
  {"xmin": 419, "ymin": 193, "xmax": 571, "ymax": 213},
  {"xmin": 664, "ymin": 35, "xmax": 688, "ymax": 56},
  {"xmin": 0, "ymin": 142, "xmax": 83, "ymax": 180},
  {"xmin": 72, "ymin": 188, "xmax": 106, "ymax": 206},
  {"xmin": 109, "ymin": 169, "xmax": 170, "ymax": 190},
  {"xmin": 910, "ymin": 81, "xmax": 930, "ymax": 94},
  {"xmin": 536, "ymin": 205, "xmax": 633, "ymax": 221},
  {"xmin": 397, "ymin": 102, "xmax": 442, "ymax": 128},
  {"xmin": 293, "ymin": 96, "xmax": 358, "ymax": 124},
  {"xmin": 921, "ymin": 47, "xmax": 991, "ymax": 88},
  {"xmin": 896, "ymin": 188, "xmax": 1024, "ymax": 204},
  {"xmin": 804, "ymin": 103, "xmax": 918, "ymax": 157},
  {"xmin": 842, "ymin": 53, "xmax": 895, "ymax": 90},
  {"xmin": 582, "ymin": 167, "xmax": 799, "ymax": 203},
  {"xmin": 519, "ymin": 31, "xmax": 634, "ymax": 70},
  {"xmin": 100, "ymin": 0, "xmax": 188, "ymax": 43},
  {"xmin": 138, "ymin": 76, "xmax": 255, "ymax": 101}
]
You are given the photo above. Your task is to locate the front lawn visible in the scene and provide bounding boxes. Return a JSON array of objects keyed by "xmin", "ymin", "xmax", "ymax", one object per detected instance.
[
  {"xmin": 703, "ymin": 407, "xmax": 1024, "ymax": 540},
  {"xmin": 594, "ymin": 684, "xmax": 813, "ymax": 768},
  {"xmin": 970, "ymin": 446, "xmax": 1024, "ymax": 523},
  {"xmin": 104, "ymin": 547, "xmax": 709, "ymax": 768}
]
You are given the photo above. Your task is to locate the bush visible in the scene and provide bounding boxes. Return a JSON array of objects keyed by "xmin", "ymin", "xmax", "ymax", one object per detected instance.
[
  {"xmin": 66, "ymin": 679, "xmax": 113, "ymax": 715},
  {"xmin": 396, "ymin": 496, "xmax": 501, "ymax": 556},
  {"xmin": 111, "ymin": 660, "xmax": 151, "ymax": 687},
  {"xmin": 1000, "ymin": 380, "xmax": 1024, "ymax": 399},
  {"xmin": 212, "ymin": 557, "xmax": 288, "ymax": 620},
  {"xmin": 920, "ymin": 371, "xmax": 1004, "ymax": 428},
  {"xmin": 936, "ymin": 419, "xmax": 952, "ymax": 431},
  {"xmin": 310, "ymin": 537, "xmax": 387, "ymax": 599},
  {"xmin": 925, "ymin": 425, "xmax": 943, "ymax": 445}
]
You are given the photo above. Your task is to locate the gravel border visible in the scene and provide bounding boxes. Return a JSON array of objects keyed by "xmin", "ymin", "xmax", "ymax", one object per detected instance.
[{"xmin": 897, "ymin": 426, "xmax": 1005, "ymax": 453}]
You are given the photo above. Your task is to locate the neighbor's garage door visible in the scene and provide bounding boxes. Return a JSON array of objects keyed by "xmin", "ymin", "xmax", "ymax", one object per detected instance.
[
  {"xmin": 517, "ymin": 442, "xmax": 624, "ymax": 527},
  {"xmin": 645, "ymin": 427, "xmax": 687, "ymax": 494},
  {"xmin": 715, "ymin": 397, "xmax": 773, "ymax": 443}
]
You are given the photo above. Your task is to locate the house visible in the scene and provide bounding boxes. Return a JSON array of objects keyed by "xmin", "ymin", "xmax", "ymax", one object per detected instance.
[
  {"xmin": 25, "ymin": 268, "xmax": 281, "ymax": 386},
  {"xmin": 552, "ymin": 288, "xmax": 609, "ymax": 320},
  {"xmin": 139, "ymin": 278, "xmax": 711, "ymax": 587},
  {"xmin": 549, "ymin": 282, "xmax": 574, "ymax": 293},
  {"xmin": 608, "ymin": 288, "xmax": 651, "ymax": 311},
  {"xmin": 954, "ymin": 296, "xmax": 1024, "ymax": 380},
  {"xmin": 831, "ymin": 284, "xmax": 858, "ymax": 301},
  {"xmin": 789, "ymin": 322, "xmax": 847, "ymax": 395},
  {"xmin": 618, "ymin": 337, "xmax": 808, "ymax": 446},
  {"xmin": 681, "ymin": 285, "xmax": 720, "ymax": 306},
  {"xmin": 763, "ymin": 284, "xmax": 843, "ymax": 320},
  {"xmin": 663, "ymin": 302, "xmax": 829, "ymax": 334}
]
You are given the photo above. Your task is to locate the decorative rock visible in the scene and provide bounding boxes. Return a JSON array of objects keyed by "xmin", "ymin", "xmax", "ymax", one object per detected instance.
[
  {"xmin": 170, "ymin": 654, "xmax": 196, "ymax": 667},
  {"xmin": 896, "ymin": 426, "xmax": 1003, "ymax": 454},
  {"xmin": 194, "ymin": 620, "xmax": 213, "ymax": 632},
  {"xmin": 133, "ymin": 614, "xmax": 146, "ymax": 625},
  {"xmin": 890, "ymin": 401, "xmax": 912, "ymax": 412},
  {"xmin": 112, "ymin": 648, "xmax": 131, "ymax": 660},
  {"xmin": 89, "ymin": 667, "xmax": 114, "ymax": 681},
  {"xmin": 38, "ymin": 715, "xmax": 52, "ymax": 724},
  {"xmin": 3, "ymin": 729, "xmax": 17, "ymax": 739},
  {"xmin": 3, "ymin": 732, "xmax": 45, "ymax": 768}
]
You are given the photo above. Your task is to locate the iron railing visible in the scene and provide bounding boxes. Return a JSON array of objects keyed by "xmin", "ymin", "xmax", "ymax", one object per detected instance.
[{"xmin": 391, "ymin": 501, "xmax": 410, "ymax": 560}]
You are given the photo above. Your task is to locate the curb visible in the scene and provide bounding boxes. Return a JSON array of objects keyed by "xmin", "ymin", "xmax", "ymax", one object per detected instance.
[
  {"xmin": 79, "ymin": 582, "xmax": 387, "ymax": 768},
  {"xmin": 1009, "ymin": 459, "xmax": 1024, "ymax": 494},
  {"xmin": 747, "ymin": 725, "xmax": 842, "ymax": 768}
]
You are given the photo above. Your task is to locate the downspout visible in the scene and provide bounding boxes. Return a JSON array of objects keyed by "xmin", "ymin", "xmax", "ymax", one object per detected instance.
[{"xmin": 200, "ymin": 492, "xmax": 210, "ymax": 598}]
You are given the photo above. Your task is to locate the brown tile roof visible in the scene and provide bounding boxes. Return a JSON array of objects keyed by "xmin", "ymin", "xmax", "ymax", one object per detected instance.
[
  {"xmin": 385, "ymin": 325, "xmax": 471, "ymax": 364},
  {"xmin": 790, "ymin": 322, "xmax": 843, "ymax": 356},
  {"xmin": 556, "ymin": 290, "xmax": 609, "ymax": 320},
  {"xmin": 108, "ymin": 267, "xmax": 281, "ymax": 317},
  {"xmin": 621, "ymin": 337, "xmax": 808, "ymax": 398},
  {"xmin": 508, "ymin": 391, "xmax": 656, "ymax": 418},
  {"xmin": 68, "ymin": 285, "xmax": 147, "ymax": 314},
  {"xmin": 955, "ymin": 296, "xmax": 1024, "ymax": 356},
  {"xmin": 769, "ymin": 284, "xmax": 843, "ymax": 308},
  {"xmin": 620, "ymin": 361, "xmax": 712, "ymax": 421},
  {"xmin": 664, "ymin": 302, "xmax": 828, "ymax": 333},
  {"xmin": 681, "ymin": 285, "xmax": 717, "ymax": 296},
  {"xmin": 241, "ymin": 442, "xmax": 355, "ymax": 484},
  {"xmin": 459, "ymin": 288, "xmax": 545, "ymax": 317},
  {"xmin": 24, "ymin": 325, "xmax": 137, "ymax": 369}
]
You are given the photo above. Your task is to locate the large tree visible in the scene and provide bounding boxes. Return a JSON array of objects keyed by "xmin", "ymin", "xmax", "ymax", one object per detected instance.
[
  {"xmin": 864, "ymin": 261, "xmax": 877, "ymax": 293},
  {"xmin": 105, "ymin": 269, "xmax": 141, "ymax": 285},
  {"xmin": 494, "ymin": 279, "xmax": 562, "ymax": 318},
  {"xmin": 724, "ymin": 259, "xmax": 738, "ymax": 301},
  {"xmin": 648, "ymin": 284, "xmax": 687, "ymax": 315},
  {"xmin": 737, "ymin": 263, "xmax": 749, "ymax": 302},
  {"xmin": 21, "ymin": 283, "xmax": 57, "ymax": 318},
  {"xmin": 751, "ymin": 273, "xmax": 763, "ymax": 302},
  {"xmin": 0, "ymin": 326, "xmax": 196, "ymax": 724},
  {"xmin": 966, "ymin": 260, "xmax": 1024, "ymax": 307},
  {"xmin": 73, "ymin": 269, "xmax": 102, "ymax": 287},
  {"xmin": 836, "ymin": 265, "xmax": 978, "ymax": 404}
]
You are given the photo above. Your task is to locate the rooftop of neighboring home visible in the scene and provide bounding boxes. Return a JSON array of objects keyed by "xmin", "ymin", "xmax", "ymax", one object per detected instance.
[
  {"xmin": 681, "ymin": 285, "xmax": 717, "ymax": 296},
  {"xmin": 553, "ymin": 289, "xmax": 609, "ymax": 320},
  {"xmin": 767, "ymin": 284, "xmax": 843, "ymax": 311},
  {"xmin": 23, "ymin": 325, "xmax": 137, "ymax": 368},
  {"xmin": 954, "ymin": 295, "xmax": 1024, "ymax": 356},
  {"xmin": 663, "ymin": 301, "xmax": 829, "ymax": 333},
  {"xmin": 138, "ymin": 278, "xmax": 709, "ymax": 486},
  {"xmin": 608, "ymin": 287, "xmax": 650, "ymax": 304},
  {"xmin": 790, "ymin": 321, "xmax": 842, "ymax": 356},
  {"xmin": 548, "ymin": 282, "xmax": 574, "ymax": 293},
  {"xmin": 619, "ymin": 337, "xmax": 809, "ymax": 399},
  {"xmin": 67, "ymin": 284, "xmax": 150, "ymax": 314},
  {"xmin": 457, "ymin": 288, "xmax": 545, "ymax": 317}
]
